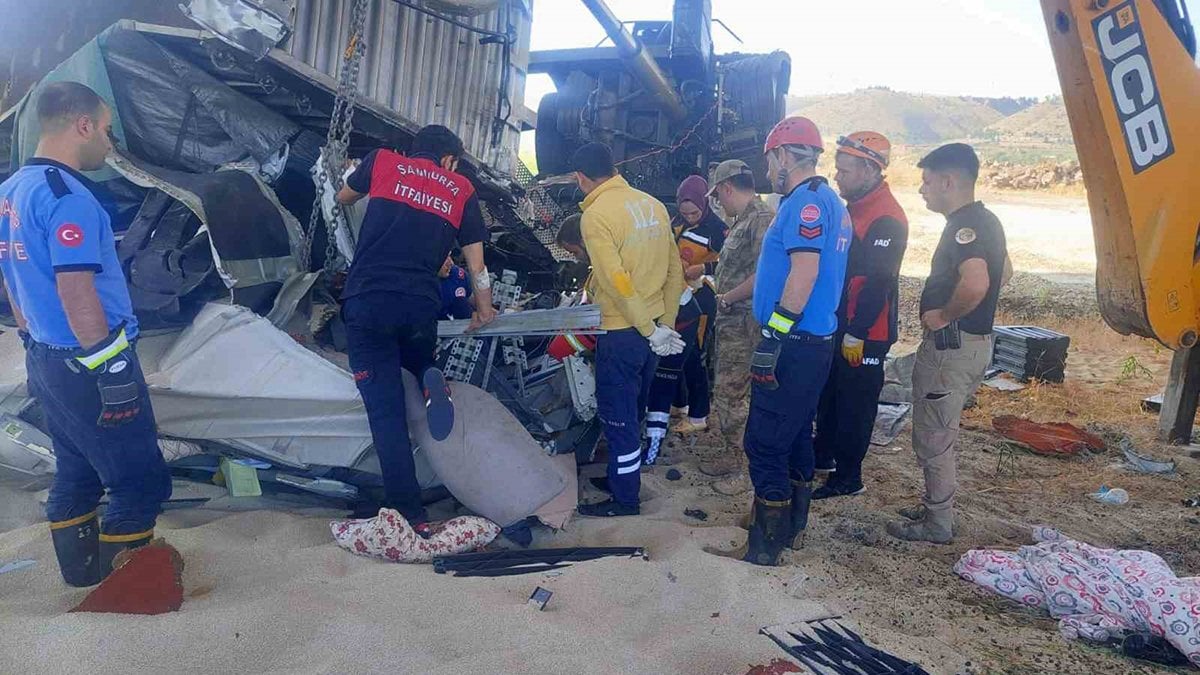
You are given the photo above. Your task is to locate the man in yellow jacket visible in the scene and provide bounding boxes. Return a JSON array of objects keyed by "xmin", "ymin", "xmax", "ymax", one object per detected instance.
[{"xmin": 572, "ymin": 143, "xmax": 686, "ymax": 517}]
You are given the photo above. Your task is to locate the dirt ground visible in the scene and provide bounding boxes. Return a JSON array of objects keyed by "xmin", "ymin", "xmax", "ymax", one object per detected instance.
[
  {"xmin": 671, "ymin": 303, "xmax": 1199, "ymax": 673},
  {"xmin": 678, "ymin": 189, "xmax": 1200, "ymax": 674}
]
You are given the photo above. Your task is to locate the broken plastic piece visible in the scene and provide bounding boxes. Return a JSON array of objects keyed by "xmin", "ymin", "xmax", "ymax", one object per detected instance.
[
  {"xmin": 218, "ymin": 457, "xmax": 263, "ymax": 497},
  {"xmin": 71, "ymin": 540, "xmax": 185, "ymax": 616},
  {"xmin": 0, "ymin": 559, "xmax": 36, "ymax": 576},
  {"xmin": 992, "ymin": 416, "xmax": 1106, "ymax": 456},
  {"xmin": 1121, "ymin": 439, "xmax": 1176, "ymax": 474},
  {"xmin": 1090, "ymin": 485, "xmax": 1130, "ymax": 505},
  {"xmin": 527, "ymin": 586, "xmax": 553, "ymax": 610}
]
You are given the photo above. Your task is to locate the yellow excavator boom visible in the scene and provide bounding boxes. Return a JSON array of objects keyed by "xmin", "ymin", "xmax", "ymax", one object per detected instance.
[{"xmin": 1041, "ymin": 0, "xmax": 1200, "ymax": 348}]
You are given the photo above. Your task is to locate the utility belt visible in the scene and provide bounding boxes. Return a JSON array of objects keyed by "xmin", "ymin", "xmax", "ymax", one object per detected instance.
[
  {"xmin": 925, "ymin": 322, "xmax": 990, "ymax": 351},
  {"xmin": 783, "ymin": 331, "xmax": 834, "ymax": 345},
  {"xmin": 26, "ymin": 336, "xmax": 140, "ymax": 364}
]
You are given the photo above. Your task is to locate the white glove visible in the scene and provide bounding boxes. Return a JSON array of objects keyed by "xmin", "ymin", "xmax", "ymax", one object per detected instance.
[{"xmin": 647, "ymin": 324, "xmax": 686, "ymax": 357}]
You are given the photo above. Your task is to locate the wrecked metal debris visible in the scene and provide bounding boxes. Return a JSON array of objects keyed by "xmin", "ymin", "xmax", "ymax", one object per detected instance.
[
  {"xmin": 433, "ymin": 546, "xmax": 647, "ymax": 576},
  {"xmin": 437, "ymin": 305, "xmax": 602, "ymax": 338},
  {"xmin": 991, "ymin": 325, "xmax": 1070, "ymax": 383},
  {"xmin": 760, "ymin": 619, "xmax": 930, "ymax": 675}
]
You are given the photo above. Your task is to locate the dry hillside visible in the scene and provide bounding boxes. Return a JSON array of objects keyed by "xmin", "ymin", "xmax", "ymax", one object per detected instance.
[
  {"xmin": 787, "ymin": 88, "xmax": 1011, "ymax": 144},
  {"xmin": 984, "ymin": 97, "xmax": 1072, "ymax": 144}
]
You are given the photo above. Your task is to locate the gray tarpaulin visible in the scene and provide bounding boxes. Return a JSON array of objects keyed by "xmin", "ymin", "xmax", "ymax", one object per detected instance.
[{"xmin": 143, "ymin": 303, "xmax": 381, "ymax": 470}]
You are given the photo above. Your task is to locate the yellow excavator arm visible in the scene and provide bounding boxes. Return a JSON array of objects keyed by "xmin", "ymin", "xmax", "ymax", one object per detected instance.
[{"xmin": 1041, "ymin": 0, "xmax": 1200, "ymax": 348}]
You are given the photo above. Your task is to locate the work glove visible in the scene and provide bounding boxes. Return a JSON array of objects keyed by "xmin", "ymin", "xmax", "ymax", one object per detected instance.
[
  {"xmin": 841, "ymin": 334, "xmax": 865, "ymax": 367},
  {"xmin": 647, "ymin": 324, "xmax": 685, "ymax": 357},
  {"xmin": 70, "ymin": 323, "xmax": 142, "ymax": 427},
  {"xmin": 751, "ymin": 304, "xmax": 801, "ymax": 390}
]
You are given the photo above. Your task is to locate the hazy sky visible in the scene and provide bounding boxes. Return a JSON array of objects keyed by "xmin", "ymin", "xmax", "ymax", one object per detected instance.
[{"xmin": 525, "ymin": 0, "xmax": 1064, "ymax": 107}]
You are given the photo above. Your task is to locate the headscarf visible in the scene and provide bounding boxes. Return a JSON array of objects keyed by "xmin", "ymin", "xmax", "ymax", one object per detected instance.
[{"xmin": 675, "ymin": 175, "xmax": 711, "ymax": 223}]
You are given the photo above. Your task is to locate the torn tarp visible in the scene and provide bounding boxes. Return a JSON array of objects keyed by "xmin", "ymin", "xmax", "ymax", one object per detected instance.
[
  {"xmin": 180, "ymin": 0, "xmax": 296, "ymax": 61},
  {"xmin": 109, "ymin": 151, "xmax": 304, "ymax": 319}
]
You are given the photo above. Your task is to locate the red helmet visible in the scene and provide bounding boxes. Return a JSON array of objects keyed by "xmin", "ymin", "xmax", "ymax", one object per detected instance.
[{"xmin": 764, "ymin": 116, "xmax": 823, "ymax": 155}]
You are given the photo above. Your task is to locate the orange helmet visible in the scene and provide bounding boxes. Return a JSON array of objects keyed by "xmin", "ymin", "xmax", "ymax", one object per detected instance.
[
  {"xmin": 764, "ymin": 116, "xmax": 823, "ymax": 155},
  {"xmin": 836, "ymin": 131, "xmax": 891, "ymax": 170}
]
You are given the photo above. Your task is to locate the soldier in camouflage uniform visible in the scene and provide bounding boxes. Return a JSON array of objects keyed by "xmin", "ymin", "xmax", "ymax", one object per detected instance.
[{"xmin": 701, "ymin": 160, "xmax": 776, "ymax": 490}]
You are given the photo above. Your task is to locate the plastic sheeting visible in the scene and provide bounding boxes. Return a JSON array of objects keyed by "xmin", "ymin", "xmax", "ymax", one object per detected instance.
[
  {"xmin": 180, "ymin": 0, "xmax": 296, "ymax": 60},
  {"xmin": 144, "ymin": 303, "xmax": 379, "ymax": 469},
  {"xmin": 101, "ymin": 26, "xmax": 299, "ymax": 173}
]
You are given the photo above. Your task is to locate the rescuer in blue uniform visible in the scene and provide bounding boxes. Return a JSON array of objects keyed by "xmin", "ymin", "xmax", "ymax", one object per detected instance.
[
  {"xmin": 710, "ymin": 116, "xmax": 852, "ymax": 567},
  {"xmin": 438, "ymin": 255, "xmax": 474, "ymax": 320},
  {"xmin": 0, "ymin": 82, "xmax": 172, "ymax": 587}
]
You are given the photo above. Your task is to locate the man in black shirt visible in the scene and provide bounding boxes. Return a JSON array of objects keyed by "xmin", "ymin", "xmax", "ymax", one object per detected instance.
[
  {"xmin": 887, "ymin": 143, "xmax": 1010, "ymax": 544},
  {"xmin": 336, "ymin": 125, "xmax": 496, "ymax": 524}
]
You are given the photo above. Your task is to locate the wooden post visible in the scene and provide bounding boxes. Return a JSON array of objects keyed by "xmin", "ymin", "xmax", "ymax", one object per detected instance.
[{"xmin": 1158, "ymin": 346, "xmax": 1200, "ymax": 444}]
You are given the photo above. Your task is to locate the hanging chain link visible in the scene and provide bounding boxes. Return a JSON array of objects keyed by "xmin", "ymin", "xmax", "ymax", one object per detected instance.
[{"xmin": 301, "ymin": 0, "xmax": 370, "ymax": 274}]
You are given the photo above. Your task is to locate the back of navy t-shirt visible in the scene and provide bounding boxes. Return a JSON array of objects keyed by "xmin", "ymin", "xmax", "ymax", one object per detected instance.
[{"xmin": 342, "ymin": 150, "xmax": 488, "ymax": 313}]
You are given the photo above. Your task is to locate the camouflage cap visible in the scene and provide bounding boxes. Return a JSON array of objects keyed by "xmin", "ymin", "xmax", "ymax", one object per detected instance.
[{"xmin": 707, "ymin": 159, "xmax": 755, "ymax": 195}]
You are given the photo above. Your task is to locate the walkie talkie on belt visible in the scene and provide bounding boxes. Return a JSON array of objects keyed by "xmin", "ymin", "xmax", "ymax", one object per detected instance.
[{"xmin": 933, "ymin": 321, "xmax": 961, "ymax": 351}]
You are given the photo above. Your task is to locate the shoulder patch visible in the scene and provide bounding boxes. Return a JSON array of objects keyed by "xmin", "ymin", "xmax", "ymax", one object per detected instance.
[
  {"xmin": 44, "ymin": 168, "xmax": 72, "ymax": 199},
  {"xmin": 56, "ymin": 223, "xmax": 84, "ymax": 248},
  {"xmin": 800, "ymin": 204, "xmax": 822, "ymax": 224},
  {"xmin": 955, "ymin": 228, "xmax": 977, "ymax": 245}
]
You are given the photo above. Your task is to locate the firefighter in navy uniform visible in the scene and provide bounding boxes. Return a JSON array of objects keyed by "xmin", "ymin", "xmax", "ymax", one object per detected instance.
[
  {"xmin": 710, "ymin": 116, "xmax": 852, "ymax": 567},
  {"xmin": 812, "ymin": 132, "xmax": 909, "ymax": 499},
  {"xmin": 336, "ymin": 125, "xmax": 497, "ymax": 525},
  {"xmin": 0, "ymin": 82, "xmax": 172, "ymax": 587}
]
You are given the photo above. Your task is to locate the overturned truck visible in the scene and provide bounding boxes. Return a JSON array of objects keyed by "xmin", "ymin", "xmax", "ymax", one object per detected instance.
[{"xmin": 0, "ymin": 7, "xmax": 587, "ymax": 527}]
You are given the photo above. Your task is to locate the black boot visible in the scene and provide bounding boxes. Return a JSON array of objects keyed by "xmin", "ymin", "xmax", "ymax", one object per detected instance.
[
  {"xmin": 788, "ymin": 479, "xmax": 812, "ymax": 550},
  {"xmin": 49, "ymin": 512, "xmax": 102, "ymax": 587},
  {"xmin": 99, "ymin": 529, "xmax": 154, "ymax": 577},
  {"xmin": 742, "ymin": 496, "xmax": 791, "ymax": 567}
]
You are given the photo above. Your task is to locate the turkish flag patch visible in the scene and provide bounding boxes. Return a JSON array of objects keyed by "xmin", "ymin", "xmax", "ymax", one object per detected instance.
[
  {"xmin": 56, "ymin": 223, "xmax": 84, "ymax": 248},
  {"xmin": 799, "ymin": 225, "xmax": 823, "ymax": 239},
  {"xmin": 800, "ymin": 204, "xmax": 821, "ymax": 224}
]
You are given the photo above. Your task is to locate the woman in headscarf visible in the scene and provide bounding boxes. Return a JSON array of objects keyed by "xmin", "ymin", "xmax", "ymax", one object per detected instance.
[{"xmin": 643, "ymin": 175, "xmax": 727, "ymax": 464}]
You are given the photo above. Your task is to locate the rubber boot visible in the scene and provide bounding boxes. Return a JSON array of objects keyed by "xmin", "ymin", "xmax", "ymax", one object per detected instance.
[
  {"xmin": 49, "ymin": 512, "xmax": 102, "ymax": 587},
  {"xmin": 787, "ymin": 479, "xmax": 812, "ymax": 550},
  {"xmin": 742, "ymin": 496, "xmax": 791, "ymax": 567},
  {"xmin": 99, "ymin": 529, "xmax": 155, "ymax": 577}
]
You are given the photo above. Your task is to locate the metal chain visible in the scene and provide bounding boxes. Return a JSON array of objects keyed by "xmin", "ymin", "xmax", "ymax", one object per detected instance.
[{"xmin": 301, "ymin": 0, "xmax": 370, "ymax": 274}]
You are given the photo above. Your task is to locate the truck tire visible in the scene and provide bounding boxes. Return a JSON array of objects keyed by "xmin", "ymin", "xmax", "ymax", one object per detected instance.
[{"xmin": 535, "ymin": 92, "xmax": 571, "ymax": 176}]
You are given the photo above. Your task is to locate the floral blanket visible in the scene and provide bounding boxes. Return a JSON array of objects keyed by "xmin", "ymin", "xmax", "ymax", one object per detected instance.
[
  {"xmin": 331, "ymin": 509, "xmax": 499, "ymax": 564},
  {"xmin": 954, "ymin": 527, "xmax": 1200, "ymax": 666}
]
